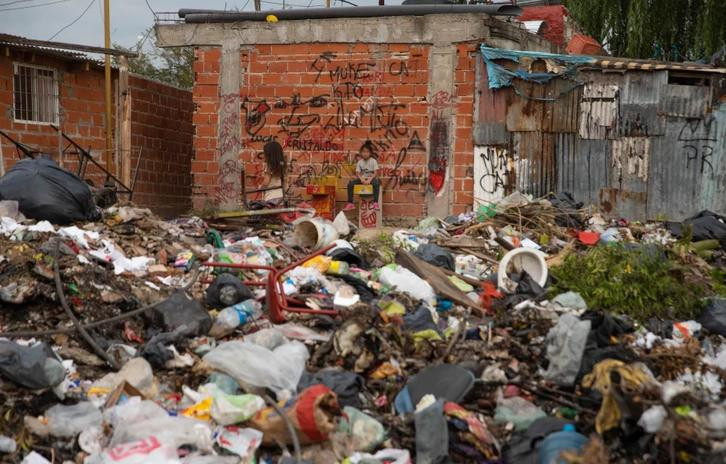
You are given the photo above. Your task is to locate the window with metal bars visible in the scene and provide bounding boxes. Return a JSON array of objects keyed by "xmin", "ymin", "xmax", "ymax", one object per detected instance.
[{"xmin": 13, "ymin": 63, "xmax": 59, "ymax": 124}]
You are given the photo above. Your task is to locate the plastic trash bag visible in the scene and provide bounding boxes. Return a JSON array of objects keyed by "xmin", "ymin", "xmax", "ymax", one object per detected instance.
[
  {"xmin": 99, "ymin": 436, "xmax": 182, "ymax": 464},
  {"xmin": 0, "ymin": 157, "xmax": 100, "ymax": 224},
  {"xmin": 699, "ymin": 298, "xmax": 726, "ymax": 336},
  {"xmin": 203, "ymin": 339, "xmax": 309, "ymax": 396},
  {"xmin": 413, "ymin": 243, "xmax": 454, "ymax": 271},
  {"xmin": 494, "ymin": 396, "xmax": 547, "ymax": 431},
  {"xmin": 205, "ymin": 273, "xmax": 253, "ymax": 308},
  {"xmin": 542, "ymin": 313, "xmax": 591, "ymax": 386},
  {"xmin": 379, "ymin": 264, "xmax": 436, "ymax": 306},
  {"xmin": 45, "ymin": 401, "xmax": 102, "ymax": 437},
  {"xmin": 199, "ymin": 383, "xmax": 265, "ymax": 426},
  {"xmin": 152, "ymin": 290, "xmax": 212, "ymax": 336},
  {"xmin": 0, "ymin": 340, "xmax": 65, "ymax": 389}
]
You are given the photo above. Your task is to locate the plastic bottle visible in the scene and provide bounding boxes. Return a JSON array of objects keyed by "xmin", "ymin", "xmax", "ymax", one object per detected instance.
[
  {"xmin": 209, "ymin": 299, "xmax": 263, "ymax": 337},
  {"xmin": 538, "ymin": 424, "xmax": 588, "ymax": 464},
  {"xmin": 0, "ymin": 435, "xmax": 16, "ymax": 453},
  {"xmin": 327, "ymin": 260, "xmax": 349, "ymax": 275}
]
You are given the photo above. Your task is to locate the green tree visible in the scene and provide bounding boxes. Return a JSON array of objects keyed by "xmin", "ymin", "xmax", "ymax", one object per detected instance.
[
  {"xmin": 114, "ymin": 27, "xmax": 194, "ymax": 89},
  {"xmin": 564, "ymin": 0, "xmax": 726, "ymax": 62}
]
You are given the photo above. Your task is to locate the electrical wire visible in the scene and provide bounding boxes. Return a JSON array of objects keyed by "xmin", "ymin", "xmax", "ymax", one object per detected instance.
[
  {"xmin": 144, "ymin": 0, "xmax": 157, "ymax": 19},
  {"xmin": 0, "ymin": 0, "xmax": 38, "ymax": 7},
  {"xmin": 0, "ymin": 0, "xmax": 69, "ymax": 11},
  {"xmin": 48, "ymin": 0, "xmax": 96, "ymax": 41}
]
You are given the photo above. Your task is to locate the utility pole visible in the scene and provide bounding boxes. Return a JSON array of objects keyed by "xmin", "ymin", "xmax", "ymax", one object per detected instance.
[{"xmin": 104, "ymin": 0, "xmax": 113, "ymax": 172}]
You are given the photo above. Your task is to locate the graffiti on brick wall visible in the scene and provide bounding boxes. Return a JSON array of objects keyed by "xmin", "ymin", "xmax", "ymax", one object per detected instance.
[
  {"xmin": 428, "ymin": 113, "xmax": 449, "ymax": 194},
  {"xmin": 238, "ymin": 50, "xmax": 427, "ymax": 201},
  {"xmin": 217, "ymin": 93, "xmax": 241, "ymax": 204}
]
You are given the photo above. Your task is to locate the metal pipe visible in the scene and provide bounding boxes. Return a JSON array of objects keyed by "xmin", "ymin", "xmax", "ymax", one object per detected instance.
[
  {"xmin": 103, "ymin": 0, "xmax": 113, "ymax": 172},
  {"xmin": 180, "ymin": 4, "xmax": 522, "ymax": 22}
]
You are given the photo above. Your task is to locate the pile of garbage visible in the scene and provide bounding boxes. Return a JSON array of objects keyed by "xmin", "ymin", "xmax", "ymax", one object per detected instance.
[{"xmin": 1, "ymin": 180, "xmax": 726, "ymax": 463}]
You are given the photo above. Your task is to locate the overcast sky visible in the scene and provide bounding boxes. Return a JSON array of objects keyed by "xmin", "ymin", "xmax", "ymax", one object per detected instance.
[{"xmin": 0, "ymin": 0, "xmax": 403, "ymax": 50}]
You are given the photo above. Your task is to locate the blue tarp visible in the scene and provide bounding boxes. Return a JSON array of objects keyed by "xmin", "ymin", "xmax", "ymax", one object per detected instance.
[{"xmin": 480, "ymin": 45, "xmax": 596, "ymax": 89}]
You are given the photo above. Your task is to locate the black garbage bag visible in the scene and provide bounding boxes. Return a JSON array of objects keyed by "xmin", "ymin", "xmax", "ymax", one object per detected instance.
[
  {"xmin": 581, "ymin": 310, "xmax": 634, "ymax": 348},
  {"xmin": 549, "ymin": 192, "xmax": 583, "ymax": 228},
  {"xmin": 413, "ymin": 243, "xmax": 454, "ymax": 271},
  {"xmin": 0, "ymin": 157, "xmax": 100, "ymax": 224},
  {"xmin": 298, "ymin": 369, "xmax": 365, "ymax": 408},
  {"xmin": 151, "ymin": 290, "xmax": 212, "ymax": 335},
  {"xmin": 205, "ymin": 273, "xmax": 253, "ymax": 308},
  {"xmin": 667, "ymin": 210, "xmax": 726, "ymax": 246},
  {"xmin": 492, "ymin": 270, "xmax": 545, "ymax": 310},
  {"xmin": 699, "ymin": 298, "xmax": 726, "ymax": 336},
  {"xmin": 0, "ymin": 340, "xmax": 66, "ymax": 389},
  {"xmin": 328, "ymin": 248, "xmax": 367, "ymax": 269}
]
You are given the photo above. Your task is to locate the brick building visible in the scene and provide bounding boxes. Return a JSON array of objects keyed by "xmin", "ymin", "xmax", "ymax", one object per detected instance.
[
  {"xmin": 0, "ymin": 34, "xmax": 194, "ymax": 217},
  {"xmin": 157, "ymin": 5, "xmax": 555, "ymax": 220}
]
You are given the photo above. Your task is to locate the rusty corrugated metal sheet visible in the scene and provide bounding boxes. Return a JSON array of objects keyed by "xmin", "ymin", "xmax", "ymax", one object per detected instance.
[
  {"xmin": 617, "ymin": 70, "xmax": 667, "ymax": 136},
  {"xmin": 698, "ymin": 104, "xmax": 726, "ymax": 214},
  {"xmin": 661, "ymin": 84, "xmax": 711, "ymax": 118},
  {"xmin": 506, "ymin": 82, "xmax": 545, "ymax": 132},
  {"xmin": 621, "ymin": 71, "xmax": 666, "ymax": 104},
  {"xmin": 474, "ymin": 58, "xmax": 509, "ymax": 145},
  {"xmin": 647, "ymin": 107, "xmax": 725, "ymax": 220},
  {"xmin": 609, "ymin": 137, "xmax": 651, "ymax": 221},
  {"xmin": 555, "ymin": 134, "xmax": 610, "ymax": 208},
  {"xmin": 542, "ymin": 79, "xmax": 580, "ymax": 133},
  {"xmin": 512, "ymin": 131, "xmax": 555, "ymax": 197},
  {"xmin": 578, "ymin": 82, "xmax": 619, "ymax": 139}
]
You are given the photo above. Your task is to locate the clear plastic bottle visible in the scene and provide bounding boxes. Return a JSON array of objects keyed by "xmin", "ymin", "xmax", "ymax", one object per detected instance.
[{"xmin": 209, "ymin": 299, "xmax": 263, "ymax": 337}]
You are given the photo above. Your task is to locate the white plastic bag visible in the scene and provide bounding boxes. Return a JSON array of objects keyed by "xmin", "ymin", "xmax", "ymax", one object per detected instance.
[
  {"xmin": 200, "ymin": 384, "xmax": 265, "ymax": 426},
  {"xmin": 203, "ymin": 339, "xmax": 309, "ymax": 396},
  {"xmin": 101, "ymin": 436, "xmax": 181, "ymax": 464},
  {"xmin": 379, "ymin": 265, "xmax": 435, "ymax": 306},
  {"xmin": 46, "ymin": 401, "xmax": 102, "ymax": 437}
]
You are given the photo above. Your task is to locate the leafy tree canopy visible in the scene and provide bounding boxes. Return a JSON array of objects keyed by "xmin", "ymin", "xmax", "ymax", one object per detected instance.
[
  {"xmin": 564, "ymin": 0, "xmax": 726, "ymax": 62},
  {"xmin": 114, "ymin": 27, "xmax": 193, "ymax": 89}
]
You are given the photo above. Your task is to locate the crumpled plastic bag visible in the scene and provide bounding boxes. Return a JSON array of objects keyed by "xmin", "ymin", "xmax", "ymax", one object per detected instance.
[
  {"xmin": 203, "ymin": 339, "xmax": 309, "ymax": 396},
  {"xmin": 494, "ymin": 396, "xmax": 546, "ymax": 431},
  {"xmin": 0, "ymin": 340, "xmax": 65, "ymax": 390},
  {"xmin": 333, "ymin": 406, "xmax": 386, "ymax": 453},
  {"xmin": 699, "ymin": 298, "xmax": 726, "ymax": 336},
  {"xmin": 45, "ymin": 401, "xmax": 102, "ymax": 437},
  {"xmin": 542, "ymin": 313, "xmax": 591, "ymax": 386},
  {"xmin": 378, "ymin": 264, "xmax": 435, "ymax": 306},
  {"xmin": 413, "ymin": 243, "xmax": 454, "ymax": 271},
  {"xmin": 582, "ymin": 359, "xmax": 659, "ymax": 434}
]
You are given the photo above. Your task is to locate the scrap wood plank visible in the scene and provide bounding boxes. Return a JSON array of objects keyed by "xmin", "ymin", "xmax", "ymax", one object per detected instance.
[{"xmin": 396, "ymin": 250, "xmax": 485, "ymax": 316}]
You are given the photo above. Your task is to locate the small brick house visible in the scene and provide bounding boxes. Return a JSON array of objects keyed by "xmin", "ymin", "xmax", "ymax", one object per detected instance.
[
  {"xmin": 157, "ymin": 5, "xmax": 557, "ymax": 220},
  {"xmin": 0, "ymin": 34, "xmax": 194, "ymax": 217}
]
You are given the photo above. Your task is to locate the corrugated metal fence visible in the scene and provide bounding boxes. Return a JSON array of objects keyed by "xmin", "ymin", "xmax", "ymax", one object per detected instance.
[{"xmin": 473, "ymin": 61, "xmax": 726, "ymax": 221}]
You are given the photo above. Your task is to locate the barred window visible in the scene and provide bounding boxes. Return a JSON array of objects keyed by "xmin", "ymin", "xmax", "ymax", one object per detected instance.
[{"xmin": 13, "ymin": 63, "xmax": 58, "ymax": 124}]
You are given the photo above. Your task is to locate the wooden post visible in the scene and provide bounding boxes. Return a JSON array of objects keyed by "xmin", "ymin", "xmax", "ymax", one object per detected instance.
[{"xmin": 119, "ymin": 56, "xmax": 131, "ymax": 187}]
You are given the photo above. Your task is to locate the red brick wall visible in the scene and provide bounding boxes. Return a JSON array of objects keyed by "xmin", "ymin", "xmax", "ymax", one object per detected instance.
[
  {"xmin": 0, "ymin": 51, "xmax": 109, "ymax": 184},
  {"xmin": 190, "ymin": 42, "xmax": 484, "ymax": 219},
  {"xmin": 0, "ymin": 50, "xmax": 194, "ymax": 218},
  {"xmin": 192, "ymin": 44, "xmax": 433, "ymax": 218},
  {"xmin": 451, "ymin": 42, "xmax": 478, "ymax": 215},
  {"xmin": 129, "ymin": 75, "xmax": 193, "ymax": 217}
]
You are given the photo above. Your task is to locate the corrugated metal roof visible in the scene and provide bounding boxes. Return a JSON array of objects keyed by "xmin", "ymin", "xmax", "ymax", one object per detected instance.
[
  {"xmin": 589, "ymin": 58, "xmax": 726, "ymax": 75},
  {"xmin": 0, "ymin": 33, "xmax": 133, "ymax": 66}
]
